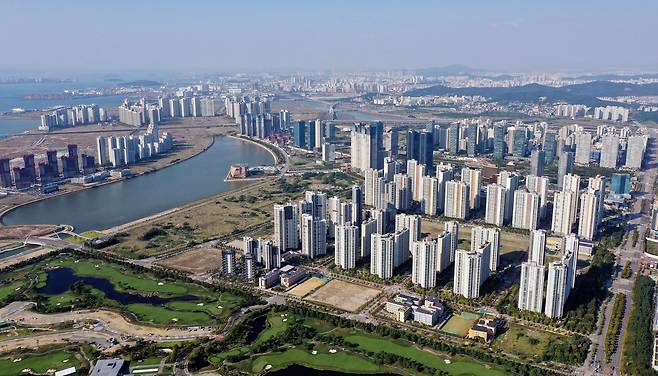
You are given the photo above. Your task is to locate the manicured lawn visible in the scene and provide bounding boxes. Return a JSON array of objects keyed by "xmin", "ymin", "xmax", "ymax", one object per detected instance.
[
  {"xmin": 440, "ymin": 313, "xmax": 479, "ymax": 337},
  {"xmin": 345, "ymin": 334, "xmax": 507, "ymax": 376},
  {"xmin": 127, "ymin": 304, "xmax": 212, "ymax": 325},
  {"xmin": 166, "ymin": 300, "xmax": 227, "ymax": 317},
  {"xmin": 0, "ymin": 350, "xmax": 79, "ymax": 376},
  {"xmin": 250, "ymin": 348, "xmax": 382, "ymax": 374}
]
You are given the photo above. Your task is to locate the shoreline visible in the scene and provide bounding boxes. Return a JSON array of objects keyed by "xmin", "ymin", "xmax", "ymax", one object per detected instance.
[
  {"xmin": 1, "ymin": 133, "xmax": 284, "ymax": 234},
  {"xmin": 0, "ymin": 135, "xmax": 217, "ymax": 230}
]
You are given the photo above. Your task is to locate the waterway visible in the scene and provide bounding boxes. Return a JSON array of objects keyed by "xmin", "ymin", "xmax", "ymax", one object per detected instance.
[
  {"xmin": 1, "ymin": 136, "xmax": 274, "ymax": 232},
  {"xmin": 38, "ymin": 267, "xmax": 197, "ymax": 305},
  {"xmin": 0, "ymin": 119, "xmax": 37, "ymax": 137}
]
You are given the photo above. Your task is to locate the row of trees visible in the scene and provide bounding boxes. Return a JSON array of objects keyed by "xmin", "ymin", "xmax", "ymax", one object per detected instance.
[
  {"xmin": 621, "ymin": 275, "xmax": 656, "ymax": 375},
  {"xmin": 604, "ymin": 293, "xmax": 626, "ymax": 362}
]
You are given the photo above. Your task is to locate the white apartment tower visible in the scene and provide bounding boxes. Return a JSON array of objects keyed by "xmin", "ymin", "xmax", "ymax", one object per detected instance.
[
  {"xmin": 335, "ymin": 223, "xmax": 359, "ymax": 270},
  {"xmin": 518, "ymin": 261, "xmax": 545, "ymax": 313},
  {"xmin": 444, "ymin": 220, "xmax": 459, "ymax": 262},
  {"xmin": 461, "ymin": 167, "xmax": 482, "ymax": 210},
  {"xmin": 551, "ymin": 191, "xmax": 579, "ymax": 235},
  {"xmin": 485, "ymin": 184, "xmax": 506, "ymax": 226},
  {"xmin": 512, "ymin": 189, "xmax": 540, "ymax": 230},
  {"xmin": 273, "ymin": 203, "xmax": 298, "ymax": 251},
  {"xmin": 411, "ymin": 240, "xmax": 437, "ymax": 288},
  {"xmin": 453, "ymin": 243, "xmax": 491, "ymax": 299},
  {"xmin": 471, "ymin": 226, "xmax": 501, "ymax": 271},
  {"xmin": 300, "ymin": 214, "xmax": 327, "ymax": 259},
  {"xmin": 445, "ymin": 180, "xmax": 469, "ymax": 220},
  {"xmin": 436, "ymin": 231, "xmax": 453, "ymax": 273},
  {"xmin": 578, "ymin": 189, "xmax": 599, "ymax": 241}
]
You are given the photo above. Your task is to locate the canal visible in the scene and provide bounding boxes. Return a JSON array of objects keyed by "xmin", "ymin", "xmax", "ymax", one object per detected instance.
[{"xmin": 1, "ymin": 136, "xmax": 274, "ymax": 232}]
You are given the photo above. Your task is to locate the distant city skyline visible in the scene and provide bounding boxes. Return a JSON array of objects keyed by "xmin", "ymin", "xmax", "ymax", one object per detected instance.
[{"xmin": 1, "ymin": 0, "xmax": 658, "ymax": 75}]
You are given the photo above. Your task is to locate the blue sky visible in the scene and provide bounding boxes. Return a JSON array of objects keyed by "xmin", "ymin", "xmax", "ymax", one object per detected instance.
[{"xmin": 1, "ymin": 0, "xmax": 657, "ymax": 75}]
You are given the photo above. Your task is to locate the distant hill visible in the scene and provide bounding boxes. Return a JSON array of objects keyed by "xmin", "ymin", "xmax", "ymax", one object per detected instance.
[
  {"xmin": 404, "ymin": 81, "xmax": 658, "ymax": 106},
  {"xmin": 117, "ymin": 80, "xmax": 163, "ymax": 87}
]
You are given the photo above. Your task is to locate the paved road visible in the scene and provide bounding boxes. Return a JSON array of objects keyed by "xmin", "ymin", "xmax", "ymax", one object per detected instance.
[{"xmin": 582, "ymin": 128, "xmax": 658, "ymax": 375}]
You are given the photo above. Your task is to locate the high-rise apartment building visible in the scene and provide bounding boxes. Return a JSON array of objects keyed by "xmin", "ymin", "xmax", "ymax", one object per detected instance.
[
  {"xmin": 574, "ymin": 132, "xmax": 592, "ymax": 165},
  {"xmin": 551, "ymin": 191, "xmax": 579, "ymax": 235},
  {"xmin": 518, "ymin": 261, "xmax": 545, "ymax": 313},
  {"xmin": 351, "ymin": 122, "xmax": 385, "ymax": 171},
  {"xmin": 453, "ymin": 243, "xmax": 491, "ymax": 299},
  {"xmin": 274, "ymin": 203, "xmax": 298, "ymax": 251},
  {"xmin": 485, "ymin": 184, "xmax": 506, "ymax": 226},
  {"xmin": 300, "ymin": 214, "xmax": 327, "ymax": 259},
  {"xmin": 528, "ymin": 229, "xmax": 546, "ymax": 266},
  {"xmin": 411, "ymin": 240, "xmax": 437, "ymax": 288},
  {"xmin": 335, "ymin": 224, "xmax": 359, "ymax": 270},
  {"xmin": 445, "ymin": 180, "xmax": 469, "ymax": 219},
  {"xmin": 526, "ymin": 175, "xmax": 549, "ymax": 220},
  {"xmin": 600, "ymin": 134, "xmax": 620, "ymax": 168},
  {"xmin": 471, "ymin": 226, "xmax": 501, "ymax": 271},
  {"xmin": 461, "ymin": 167, "xmax": 482, "ymax": 211},
  {"xmin": 498, "ymin": 171, "xmax": 519, "ymax": 224},
  {"xmin": 578, "ymin": 189, "xmax": 599, "ymax": 241},
  {"xmin": 512, "ymin": 188, "xmax": 540, "ymax": 230},
  {"xmin": 530, "ymin": 149, "xmax": 545, "ymax": 176},
  {"xmin": 436, "ymin": 231, "xmax": 453, "ymax": 273}
]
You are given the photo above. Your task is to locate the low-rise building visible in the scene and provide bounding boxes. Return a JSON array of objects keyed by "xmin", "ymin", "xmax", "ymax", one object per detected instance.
[
  {"xmin": 280, "ymin": 266, "xmax": 308, "ymax": 288},
  {"xmin": 385, "ymin": 294, "xmax": 446, "ymax": 326},
  {"xmin": 258, "ymin": 268, "xmax": 280, "ymax": 289},
  {"xmin": 466, "ymin": 317, "xmax": 505, "ymax": 342}
]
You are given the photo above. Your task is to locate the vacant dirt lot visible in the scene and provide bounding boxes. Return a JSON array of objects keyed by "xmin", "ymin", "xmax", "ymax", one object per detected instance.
[
  {"xmin": 306, "ymin": 279, "xmax": 381, "ymax": 312},
  {"xmin": 287, "ymin": 277, "xmax": 326, "ymax": 297},
  {"xmin": 158, "ymin": 247, "xmax": 221, "ymax": 274}
]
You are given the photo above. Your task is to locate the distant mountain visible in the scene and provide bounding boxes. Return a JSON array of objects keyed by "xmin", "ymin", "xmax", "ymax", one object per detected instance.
[
  {"xmin": 414, "ymin": 65, "xmax": 482, "ymax": 76},
  {"xmin": 404, "ymin": 81, "xmax": 658, "ymax": 106},
  {"xmin": 566, "ymin": 73, "xmax": 658, "ymax": 81}
]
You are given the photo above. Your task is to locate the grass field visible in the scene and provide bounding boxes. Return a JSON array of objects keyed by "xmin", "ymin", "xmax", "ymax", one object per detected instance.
[
  {"xmin": 345, "ymin": 334, "xmax": 507, "ymax": 376},
  {"xmin": 0, "ymin": 350, "xmax": 80, "ymax": 376},
  {"xmin": 493, "ymin": 323, "xmax": 554, "ymax": 359},
  {"xmin": 249, "ymin": 348, "xmax": 382, "ymax": 374},
  {"xmin": 440, "ymin": 312, "xmax": 479, "ymax": 337},
  {"xmin": 287, "ymin": 277, "xmax": 326, "ymax": 297},
  {"xmin": 67, "ymin": 230, "xmax": 105, "ymax": 245},
  {"xmin": 305, "ymin": 279, "xmax": 380, "ymax": 312}
]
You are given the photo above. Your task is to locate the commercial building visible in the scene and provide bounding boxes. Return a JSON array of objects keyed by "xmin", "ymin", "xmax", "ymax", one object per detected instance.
[{"xmin": 611, "ymin": 173, "xmax": 632, "ymax": 195}]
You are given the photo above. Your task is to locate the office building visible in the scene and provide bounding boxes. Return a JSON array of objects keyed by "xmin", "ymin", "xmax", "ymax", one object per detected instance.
[
  {"xmin": 351, "ymin": 122, "xmax": 385, "ymax": 171},
  {"xmin": 274, "ymin": 203, "xmax": 298, "ymax": 251},
  {"xmin": 445, "ymin": 180, "xmax": 469, "ymax": 219},
  {"xmin": 471, "ymin": 226, "xmax": 501, "ymax": 271},
  {"xmin": 300, "ymin": 214, "xmax": 327, "ymax": 259},
  {"xmin": 610, "ymin": 173, "xmax": 631, "ymax": 195},
  {"xmin": 406, "ymin": 129, "xmax": 434, "ymax": 170},
  {"xmin": 411, "ymin": 240, "xmax": 437, "ymax": 288},
  {"xmin": 543, "ymin": 131, "xmax": 557, "ymax": 164},
  {"xmin": 384, "ymin": 127, "xmax": 399, "ymax": 159},
  {"xmin": 552, "ymin": 191, "xmax": 578, "ymax": 235},
  {"xmin": 518, "ymin": 261, "xmax": 545, "ymax": 313},
  {"xmin": 493, "ymin": 124, "xmax": 506, "ymax": 160},
  {"xmin": 512, "ymin": 188, "xmax": 540, "ymax": 230},
  {"xmin": 322, "ymin": 143, "xmax": 336, "ymax": 163},
  {"xmin": 453, "ymin": 243, "xmax": 491, "ymax": 299},
  {"xmin": 448, "ymin": 123, "xmax": 460, "ymax": 155},
  {"xmin": 530, "ymin": 149, "xmax": 545, "ymax": 176},
  {"xmin": 335, "ymin": 224, "xmax": 359, "ymax": 270},
  {"xmin": 435, "ymin": 163, "xmax": 453, "ymax": 213},
  {"xmin": 485, "ymin": 184, "xmax": 506, "ymax": 226},
  {"xmin": 466, "ymin": 123, "xmax": 480, "ymax": 157}
]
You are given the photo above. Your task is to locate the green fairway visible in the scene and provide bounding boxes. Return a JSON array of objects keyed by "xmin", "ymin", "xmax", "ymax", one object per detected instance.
[
  {"xmin": 127, "ymin": 303, "xmax": 212, "ymax": 325},
  {"xmin": 345, "ymin": 334, "xmax": 507, "ymax": 376},
  {"xmin": 59, "ymin": 259, "xmax": 189, "ymax": 295},
  {"xmin": 0, "ymin": 282, "xmax": 21, "ymax": 302},
  {"xmin": 0, "ymin": 351, "xmax": 80, "ymax": 376},
  {"xmin": 250, "ymin": 348, "xmax": 382, "ymax": 374},
  {"xmin": 255, "ymin": 313, "xmax": 291, "ymax": 343}
]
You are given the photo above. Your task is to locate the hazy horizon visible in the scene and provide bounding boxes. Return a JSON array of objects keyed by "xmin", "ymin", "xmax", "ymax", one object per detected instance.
[{"xmin": 2, "ymin": 0, "xmax": 658, "ymax": 76}]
